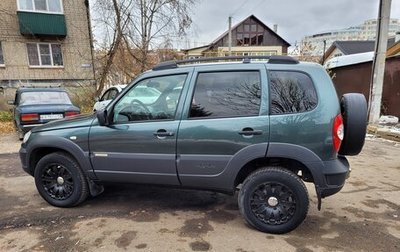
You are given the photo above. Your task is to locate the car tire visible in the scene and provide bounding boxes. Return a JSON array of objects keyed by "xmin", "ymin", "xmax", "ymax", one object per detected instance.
[
  {"xmin": 34, "ymin": 152, "xmax": 89, "ymax": 207},
  {"xmin": 238, "ymin": 167, "xmax": 309, "ymax": 234},
  {"xmin": 17, "ymin": 130, "xmax": 24, "ymax": 141},
  {"xmin": 339, "ymin": 93, "xmax": 368, "ymax": 156}
]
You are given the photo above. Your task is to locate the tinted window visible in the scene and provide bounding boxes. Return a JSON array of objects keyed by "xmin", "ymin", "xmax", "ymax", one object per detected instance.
[
  {"xmin": 269, "ymin": 71, "xmax": 317, "ymax": 114},
  {"xmin": 113, "ymin": 74, "xmax": 186, "ymax": 123},
  {"xmin": 190, "ymin": 71, "xmax": 261, "ymax": 118}
]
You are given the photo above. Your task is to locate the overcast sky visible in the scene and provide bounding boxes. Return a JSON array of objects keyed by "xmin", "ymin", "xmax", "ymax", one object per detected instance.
[{"xmin": 180, "ymin": 0, "xmax": 400, "ymax": 48}]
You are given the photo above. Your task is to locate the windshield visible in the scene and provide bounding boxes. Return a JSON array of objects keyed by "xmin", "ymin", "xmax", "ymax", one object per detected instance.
[{"xmin": 20, "ymin": 91, "xmax": 72, "ymax": 105}]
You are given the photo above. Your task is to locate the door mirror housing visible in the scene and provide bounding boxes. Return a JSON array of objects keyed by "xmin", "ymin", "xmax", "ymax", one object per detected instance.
[
  {"xmin": 96, "ymin": 109, "xmax": 110, "ymax": 126},
  {"xmin": 95, "ymin": 96, "xmax": 100, "ymax": 102}
]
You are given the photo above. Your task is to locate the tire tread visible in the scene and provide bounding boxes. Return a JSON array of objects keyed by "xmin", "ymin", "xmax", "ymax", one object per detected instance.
[{"xmin": 238, "ymin": 167, "xmax": 309, "ymax": 234}]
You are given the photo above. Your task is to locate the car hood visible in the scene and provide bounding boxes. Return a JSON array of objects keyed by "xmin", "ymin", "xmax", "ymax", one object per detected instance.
[
  {"xmin": 32, "ymin": 113, "xmax": 96, "ymax": 133},
  {"xmin": 18, "ymin": 104, "xmax": 79, "ymax": 113}
]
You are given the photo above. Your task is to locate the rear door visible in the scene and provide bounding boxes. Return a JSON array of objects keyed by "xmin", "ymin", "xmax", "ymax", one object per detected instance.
[{"xmin": 176, "ymin": 64, "xmax": 270, "ymax": 188}]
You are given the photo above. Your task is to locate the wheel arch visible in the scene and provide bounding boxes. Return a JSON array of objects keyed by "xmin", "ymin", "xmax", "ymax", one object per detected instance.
[
  {"xmin": 234, "ymin": 157, "xmax": 315, "ymax": 188},
  {"xmin": 232, "ymin": 143, "xmax": 325, "ymax": 190},
  {"xmin": 26, "ymin": 135, "xmax": 95, "ymax": 179}
]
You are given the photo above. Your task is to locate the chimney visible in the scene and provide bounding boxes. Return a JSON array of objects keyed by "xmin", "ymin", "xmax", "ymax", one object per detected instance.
[
  {"xmin": 396, "ymin": 31, "xmax": 400, "ymax": 43},
  {"xmin": 273, "ymin": 24, "xmax": 278, "ymax": 33}
]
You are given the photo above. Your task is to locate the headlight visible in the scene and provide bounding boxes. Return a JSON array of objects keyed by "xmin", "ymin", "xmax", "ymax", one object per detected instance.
[{"xmin": 23, "ymin": 130, "xmax": 32, "ymax": 144}]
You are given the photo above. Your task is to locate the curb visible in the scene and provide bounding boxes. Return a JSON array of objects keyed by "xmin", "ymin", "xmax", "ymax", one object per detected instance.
[{"xmin": 367, "ymin": 125, "xmax": 400, "ymax": 142}]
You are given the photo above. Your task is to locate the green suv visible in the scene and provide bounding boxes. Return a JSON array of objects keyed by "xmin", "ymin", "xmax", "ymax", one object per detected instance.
[{"xmin": 19, "ymin": 56, "xmax": 367, "ymax": 234}]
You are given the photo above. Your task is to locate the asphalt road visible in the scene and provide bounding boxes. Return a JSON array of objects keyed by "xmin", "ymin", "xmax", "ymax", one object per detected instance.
[{"xmin": 0, "ymin": 135, "xmax": 399, "ymax": 252}]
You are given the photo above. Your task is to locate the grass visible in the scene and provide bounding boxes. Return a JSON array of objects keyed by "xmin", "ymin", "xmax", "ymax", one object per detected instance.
[
  {"xmin": 0, "ymin": 121, "xmax": 15, "ymax": 134},
  {"xmin": 0, "ymin": 111, "xmax": 13, "ymax": 122},
  {"xmin": 0, "ymin": 111, "xmax": 14, "ymax": 134}
]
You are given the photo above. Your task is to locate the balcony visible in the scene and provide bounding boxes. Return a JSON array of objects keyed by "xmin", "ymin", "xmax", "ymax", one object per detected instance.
[{"xmin": 17, "ymin": 11, "xmax": 67, "ymax": 37}]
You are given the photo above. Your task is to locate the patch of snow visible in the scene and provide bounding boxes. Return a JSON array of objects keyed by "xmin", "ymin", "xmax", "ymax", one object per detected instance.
[{"xmin": 379, "ymin": 115, "xmax": 399, "ymax": 125}]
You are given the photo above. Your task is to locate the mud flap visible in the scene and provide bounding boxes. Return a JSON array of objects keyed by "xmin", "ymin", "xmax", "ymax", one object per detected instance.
[
  {"xmin": 316, "ymin": 187, "xmax": 322, "ymax": 211},
  {"xmin": 88, "ymin": 179, "xmax": 104, "ymax": 197}
]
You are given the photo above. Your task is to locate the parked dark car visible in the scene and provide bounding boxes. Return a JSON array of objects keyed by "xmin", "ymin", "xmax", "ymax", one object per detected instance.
[{"xmin": 8, "ymin": 88, "xmax": 80, "ymax": 139}]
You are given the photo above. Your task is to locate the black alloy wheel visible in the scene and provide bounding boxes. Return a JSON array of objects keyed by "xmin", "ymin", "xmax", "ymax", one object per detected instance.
[
  {"xmin": 238, "ymin": 167, "xmax": 309, "ymax": 234},
  {"xmin": 34, "ymin": 152, "xmax": 89, "ymax": 207},
  {"xmin": 41, "ymin": 163, "xmax": 74, "ymax": 200},
  {"xmin": 250, "ymin": 182, "xmax": 296, "ymax": 225}
]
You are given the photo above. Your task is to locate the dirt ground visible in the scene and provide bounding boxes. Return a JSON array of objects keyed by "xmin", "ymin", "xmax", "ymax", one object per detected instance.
[{"xmin": 0, "ymin": 133, "xmax": 399, "ymax": 252}]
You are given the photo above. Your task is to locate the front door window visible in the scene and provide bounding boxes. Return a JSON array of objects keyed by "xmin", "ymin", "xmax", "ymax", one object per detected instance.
[{"xmin": 113, "ymin": 74, "xmax": 187, "ymax": 123}]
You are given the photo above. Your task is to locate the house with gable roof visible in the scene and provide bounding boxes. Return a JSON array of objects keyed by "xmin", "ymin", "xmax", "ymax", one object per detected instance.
[{"xmin": 183, "ymin": 15, "xmax": 290, "ymax": 58}]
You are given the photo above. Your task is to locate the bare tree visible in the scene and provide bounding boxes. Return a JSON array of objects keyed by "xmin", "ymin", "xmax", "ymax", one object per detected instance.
[
  {"xmin": 289, "ymin": 41, "xmax": 321, "ymax": 63},
  {"xmin": 92, "ymin": 0, "xmax": 195, "ymax": 95}
]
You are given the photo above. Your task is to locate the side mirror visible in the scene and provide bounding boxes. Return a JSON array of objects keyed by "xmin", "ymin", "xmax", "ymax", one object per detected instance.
[
  {"xmin": 95, "ymin": 97, "xmax": 100, "ymax": 102},
  {"xmin": 7, "ymin": 100, "xmax": 14, "ymax": 105},
  {"xmin": 96, "ymin": 109, "xmax": 109, "ymax": 126}
]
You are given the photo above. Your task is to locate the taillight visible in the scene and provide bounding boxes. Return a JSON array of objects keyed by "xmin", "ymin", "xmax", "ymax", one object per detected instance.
[
  {"xmin": 65, "ymin": 111, "xmax": 80, "ymax": 117},
  {"xmin": 21, "ymin": 113, "xmax": 39, "ymax": 122},
  {"xmin": 333, "ymin": 114, "xmax": 344, "ymax": 153}
]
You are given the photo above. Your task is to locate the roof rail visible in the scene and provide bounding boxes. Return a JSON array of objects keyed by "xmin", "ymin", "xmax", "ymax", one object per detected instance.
[{"xmin": 152, "ymin": 55, "xmax": 299, "ymax": 71}]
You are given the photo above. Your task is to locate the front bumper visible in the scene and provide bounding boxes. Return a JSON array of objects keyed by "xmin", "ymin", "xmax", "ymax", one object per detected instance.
[{"xmin": 19, "ymin": 145, "xmax": 32, "ymax": 176}]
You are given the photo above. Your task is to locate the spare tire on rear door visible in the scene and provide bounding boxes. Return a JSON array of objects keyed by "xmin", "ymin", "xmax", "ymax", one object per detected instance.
[{"xmin": 339, "ymin": 93, "xmax": 368, "ymax": 156}]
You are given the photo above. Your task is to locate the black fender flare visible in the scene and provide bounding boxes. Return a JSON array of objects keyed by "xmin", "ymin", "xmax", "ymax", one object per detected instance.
[
  {"xmin": 223, "ymin": 143, "xmax": 269, "ymax": 190},
  {"xmin": 26, "ymin": 135, "xmax": 96, "ymax": 179},
  {"xmin": 266, "ymin": 142, "xmax": 328, "ymax": 209},
  {"xmin": 222, "ymin": 143, "xmax": 326, "ymax": 193},
  {"xmin": 266, "ymin": 143, "xmax": 325, "ymax": 186}
]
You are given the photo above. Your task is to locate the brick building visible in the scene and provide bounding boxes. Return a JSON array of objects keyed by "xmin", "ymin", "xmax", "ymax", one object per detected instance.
[{"xmin": 0, "ymin": 0, "xmax": 95, "ymax": 90}]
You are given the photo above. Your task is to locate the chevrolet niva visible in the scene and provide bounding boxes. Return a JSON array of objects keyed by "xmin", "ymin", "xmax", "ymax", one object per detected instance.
[{"xmin": 19, "ymin": 56, "xmax": 367, "ymax": 233}]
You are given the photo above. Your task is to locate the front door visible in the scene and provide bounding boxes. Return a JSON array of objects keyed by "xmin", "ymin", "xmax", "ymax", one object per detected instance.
[{"xmin": 89, "ymin": 73, "xmax": 189, "ymax": 185}]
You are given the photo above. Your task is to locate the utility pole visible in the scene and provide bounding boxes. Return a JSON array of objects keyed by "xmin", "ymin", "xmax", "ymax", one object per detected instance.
[
  {"xmin": 369, "ymin": 0, "xmax": 391, "ymax": 124},
  {"xmin": 228, "ymin": 16, "xmax": 232, "ymax": 56},
  {"xmin": 322, "ymin": 39, "xmax": 327, "ymax": 64}
]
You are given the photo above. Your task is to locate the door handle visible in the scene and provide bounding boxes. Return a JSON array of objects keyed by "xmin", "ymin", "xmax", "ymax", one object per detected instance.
[
  {"xmin": 238, "ymin": 128, "xmax": 263, "ymax": 136},
  {"xmin": 153, "ymin": 129, "xmax": 175, "ymax": 137}
]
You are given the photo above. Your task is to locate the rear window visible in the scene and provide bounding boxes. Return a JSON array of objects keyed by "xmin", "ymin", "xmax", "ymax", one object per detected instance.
[
  {"xmin": 269, "ymin": 71, "xmax": 317, "ymax": 114},
  {"xmin": 19, "ymin": 91, "xmax": 72, "ymax": 105},
  {"xmin": 189, "ymin": 71, "xmax": 261, "ymax": 118}
]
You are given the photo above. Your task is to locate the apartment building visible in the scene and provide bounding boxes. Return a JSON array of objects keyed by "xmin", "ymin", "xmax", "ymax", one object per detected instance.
[
  {"xmin": 0, "ymin": 0, "xmax": 95, "ymax": 89},
  {"xmin": 302, "ymin": 18, "xmax": 400, "ymax": 56}
]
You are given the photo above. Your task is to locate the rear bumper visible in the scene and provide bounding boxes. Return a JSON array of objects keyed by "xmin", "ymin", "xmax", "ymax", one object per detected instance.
[{"xmin": 318, "ymin": 156, "xmax": 350, "ymax": 198}]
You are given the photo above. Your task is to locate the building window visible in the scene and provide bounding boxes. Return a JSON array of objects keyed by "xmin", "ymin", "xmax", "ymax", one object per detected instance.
[
  {"xmin": 27, "ymin": 43, "xmax": 63, "ymax": 67},
  {"xmin": 18, "ymin": 0, "xmax": 63, "ymax": 14},
  {"xmin": 236, "ymin": 21, "xmax": 264, "ymax": 46},
  {"xmin": 0, "ymin": 42, "xmax": 4, "ymax": 66}
]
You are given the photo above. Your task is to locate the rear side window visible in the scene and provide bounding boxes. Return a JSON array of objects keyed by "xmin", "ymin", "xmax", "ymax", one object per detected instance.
[
  {"xmin": 190, "ymin": 71, "xmax": 261, "ymax": 118},
  {"xmin": 269, "ymin": 71, "xmax": 317, "ymax": 114}
]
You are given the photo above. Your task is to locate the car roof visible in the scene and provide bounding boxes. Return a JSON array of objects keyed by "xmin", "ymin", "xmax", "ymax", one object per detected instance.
[{"xmin": 17, "ymin": 87, "xmax": 66, "ymax": 93}]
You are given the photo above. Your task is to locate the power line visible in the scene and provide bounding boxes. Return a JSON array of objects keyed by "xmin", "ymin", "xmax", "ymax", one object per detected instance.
[{"xmin": 231, "ymin": 0, "xmax": 251, "ymax": 16}]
